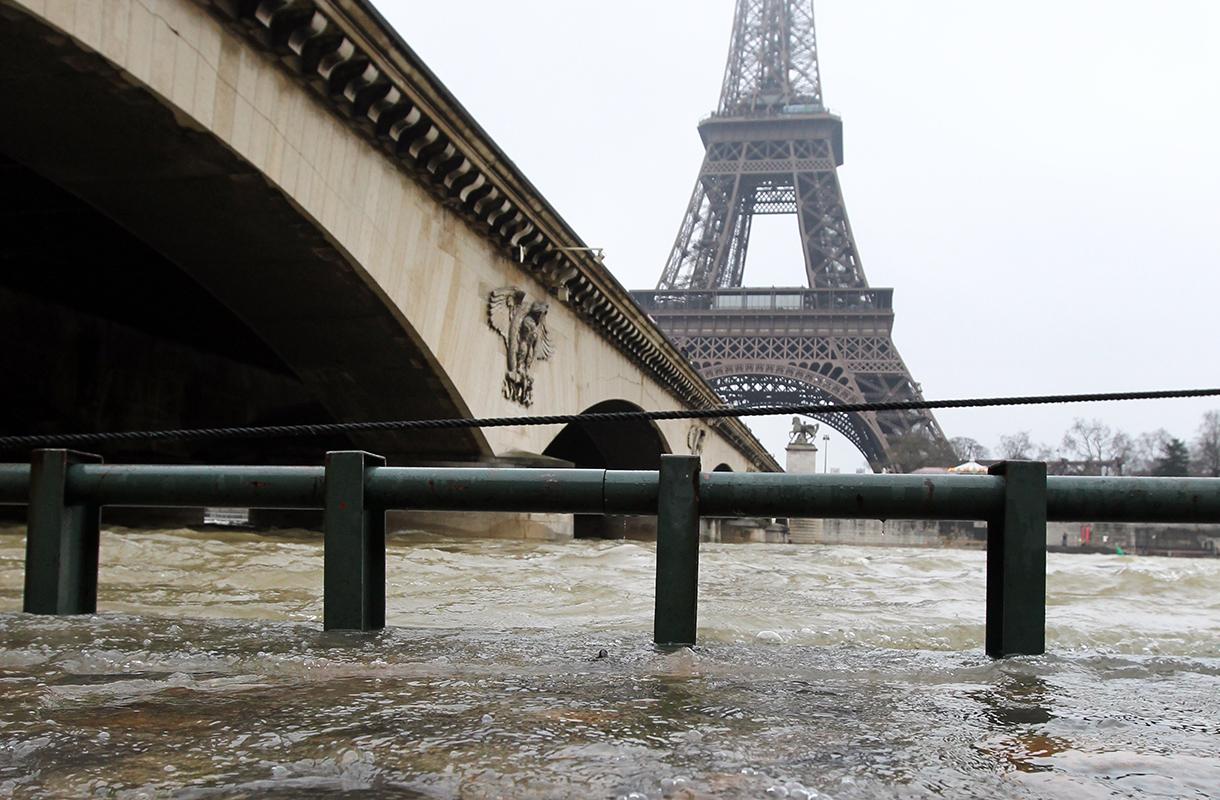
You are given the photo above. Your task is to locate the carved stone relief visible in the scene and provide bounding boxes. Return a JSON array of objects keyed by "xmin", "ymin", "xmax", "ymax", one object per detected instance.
[
  {"xmin": 687, "ymin": 424, "xmax": 708, "ymax": 456},
  {"xmin": 487, "ymin": 287, "xmax": 553, "ymax": 407}
]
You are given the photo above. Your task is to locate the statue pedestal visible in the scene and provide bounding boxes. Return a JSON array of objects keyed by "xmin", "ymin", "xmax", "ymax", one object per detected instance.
[
  {"xmin": 785, "ymin": 443, "xmax": 823, "ymax": 544},
  {"xmin": 785, "ymin": 443, "xmax": 819, "ymax": 474}
]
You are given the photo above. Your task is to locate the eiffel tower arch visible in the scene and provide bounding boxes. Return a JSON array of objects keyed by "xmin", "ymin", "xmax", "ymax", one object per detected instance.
[{"xmin": 633, "ymin": 0, "xmax": 949, "ymax": 470}]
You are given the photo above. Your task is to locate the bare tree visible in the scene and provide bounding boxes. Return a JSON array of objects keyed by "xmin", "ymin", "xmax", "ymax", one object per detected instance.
[
  {"xmin": 1061, "ymin": 418, "xmax": 1113, "ymax": 462},
  {"xmin": 997, "ymin": 431, "xmax": 1035, "ymax": 460},
  {"xmin": 1128, "ymin": 429, "xmax": 1171, "ymax": 475},
  {"xmin": 1034, "ymin": 443, "xmax": 1059, "ymax": 462},
  {"xmin": 950, "ymin": 436, "xmax": 989, "ymax": 462},
  {"xmin": 1195, "ymin": 410, "xmax": 1220, "ymax": 477}
]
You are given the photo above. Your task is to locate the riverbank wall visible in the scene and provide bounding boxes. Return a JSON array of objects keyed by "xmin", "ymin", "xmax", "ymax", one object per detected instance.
[{"xmin": 789, "ymin": 517, "xmax": 1220, "ymax": 557}]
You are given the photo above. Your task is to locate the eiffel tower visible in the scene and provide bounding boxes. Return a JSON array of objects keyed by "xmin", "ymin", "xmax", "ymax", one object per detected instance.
[{"xmin": 632, "ymin": 0, "xmax": 949, "ymax": 470}]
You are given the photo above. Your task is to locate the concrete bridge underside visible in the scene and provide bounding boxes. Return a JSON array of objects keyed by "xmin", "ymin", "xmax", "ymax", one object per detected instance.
[{"xmin": 0, "ymin": 0, "xmax": 775, "ymax": 538}]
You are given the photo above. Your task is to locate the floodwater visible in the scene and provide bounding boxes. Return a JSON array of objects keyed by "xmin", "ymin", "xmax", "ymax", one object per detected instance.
[{"xmin": 0, "ymin": 526, "xmax": 1217, "ymax": 799}]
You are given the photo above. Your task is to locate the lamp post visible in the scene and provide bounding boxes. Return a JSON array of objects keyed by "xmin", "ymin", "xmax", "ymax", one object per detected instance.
[{"xmin": 822, "ymin": 434, "xmax": 830, "ymax": 473}]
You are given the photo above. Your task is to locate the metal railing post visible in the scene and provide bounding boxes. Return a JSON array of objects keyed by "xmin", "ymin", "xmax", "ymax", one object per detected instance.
[
  {"xmin": 985, "ymin": 460, "xmax": 1047, "ymax": 658},
  {"xmin": 323, "ymin": 451, "xmax": 386, "ymax": 631},
  {"xmin": 23, "ymin": 449, "xmax": 104, "ymax": 615},
  {"xmin": 654, "ymin": 454, "xmax": 701, "ymax": 647}
]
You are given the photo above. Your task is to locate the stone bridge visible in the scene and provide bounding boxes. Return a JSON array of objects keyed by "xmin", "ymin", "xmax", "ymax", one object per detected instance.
[{"xmin": 0, "ymin": 0, "xmax": 779, "ymax": 535}]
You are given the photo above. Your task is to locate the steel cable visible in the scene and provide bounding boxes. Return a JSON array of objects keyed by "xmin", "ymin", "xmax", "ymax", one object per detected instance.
[{"xmin": 0, "ymin": 388, "xmax": 1217, "ymax": 450}]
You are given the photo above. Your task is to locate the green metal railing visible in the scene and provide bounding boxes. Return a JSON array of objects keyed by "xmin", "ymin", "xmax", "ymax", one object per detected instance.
[{"xmin": 2, "ymin": 450, "xmax": 1218, "ymax": 658}]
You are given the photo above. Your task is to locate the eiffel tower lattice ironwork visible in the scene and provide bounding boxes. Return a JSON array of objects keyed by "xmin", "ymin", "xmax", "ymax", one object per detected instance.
[{"xmin": 632, "ymin": 0, "xmax": 949, "ymax": 470}]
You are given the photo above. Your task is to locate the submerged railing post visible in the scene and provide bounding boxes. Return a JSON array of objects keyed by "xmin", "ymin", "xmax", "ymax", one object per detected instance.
[
  {"xmin": 985, "ymin": 460, "xmax": 1047, "ymax": 658},
  {"xmin": 654, "ymin": 455, "xmax": 701, "ymax": 647},
  {"xmin": 23, "ymin": 449, "xmax": 104, "ymax": 615},
  {"xmin": 323, "ymin": 451, "xmax": 386, "ymax": 632}
]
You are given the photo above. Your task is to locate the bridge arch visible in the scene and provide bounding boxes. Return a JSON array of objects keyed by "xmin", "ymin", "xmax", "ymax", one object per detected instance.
[
  {"xmin": 0, "ymin": 11, "xmax": 487, "ymax": 464},
  {"xmin": 543, "ymin": 400, "xmax": 672, "ymax": 470},
  {"xmin": 700, "ymin": 363, "xmax": 889, "ymax": 467},
  {"xmin": 543, "ymin": 400, "xmax": 671, "ymax": 540}
]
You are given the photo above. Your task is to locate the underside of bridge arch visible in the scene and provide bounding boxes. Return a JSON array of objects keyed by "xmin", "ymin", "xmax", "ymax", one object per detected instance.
[
  {"xmin": 0, "ymin": 11, "xmax": 487, "ymax": 465},
  {"xmin": 705, "ymin": 371, "xmax": 889, "ymax": 468},
  {"xmin": 544, "ymin": 400, "xmax": 671, "ymax": 540},
  {"xmin": 543, "ymin": 401, "xmax": 671, "ymax": 471}
]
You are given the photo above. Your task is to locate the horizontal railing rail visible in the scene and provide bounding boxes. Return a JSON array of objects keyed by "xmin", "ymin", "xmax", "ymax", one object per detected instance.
[
  {"xmin": 3, "ymin": 464, "xmax": 1216, "ymax": 521},
  {"xmin": 3, "ymin": 450, "xmax": 1218, "ymax": 659}
]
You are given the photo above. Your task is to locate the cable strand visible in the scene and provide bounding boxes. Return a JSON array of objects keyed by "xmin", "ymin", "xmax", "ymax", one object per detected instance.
[{"xmin": 0, "ymin": 388, "xmax": 1217, "ymax": 450}]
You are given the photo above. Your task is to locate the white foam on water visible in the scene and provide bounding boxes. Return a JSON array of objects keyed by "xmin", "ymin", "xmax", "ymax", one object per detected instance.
[{"xmin": 0, "ymin": 526, "xmax": 1217, "ymax": 797}]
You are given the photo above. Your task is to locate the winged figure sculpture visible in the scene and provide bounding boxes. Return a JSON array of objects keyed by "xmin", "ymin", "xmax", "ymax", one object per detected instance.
[{"xmin": 487, "ymin": 287, "xmax": 553, "ymax": 406}]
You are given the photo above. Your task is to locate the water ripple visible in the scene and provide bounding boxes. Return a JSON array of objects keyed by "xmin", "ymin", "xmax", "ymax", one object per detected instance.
[{"xmin": 0, "ymin": 526, "xmax": 1217, "ymax": 797}]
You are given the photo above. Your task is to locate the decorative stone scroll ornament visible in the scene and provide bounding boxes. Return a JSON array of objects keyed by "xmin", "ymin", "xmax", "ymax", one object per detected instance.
[
  {"xmin": 687, "ymin": 424, "xmax": 708, "ymax": 456},
  {"xmin": 487, "ymin": 287, "xmax": 554, "ymax": 407},
  {"xmin": 789, "ymin": 416, "xmax": 820, "ymax": 445}
]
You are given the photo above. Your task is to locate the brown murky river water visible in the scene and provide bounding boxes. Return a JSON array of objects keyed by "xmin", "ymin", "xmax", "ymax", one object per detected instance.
[{"xmin": 0, "ymin": 525, "xmax": 1217, "ymax": 798}]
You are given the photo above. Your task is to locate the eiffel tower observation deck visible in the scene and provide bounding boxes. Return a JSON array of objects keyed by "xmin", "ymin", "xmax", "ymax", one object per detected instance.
[{"xmin": 632, "ymin": 0, "xmax": 949, "ymax": 471}]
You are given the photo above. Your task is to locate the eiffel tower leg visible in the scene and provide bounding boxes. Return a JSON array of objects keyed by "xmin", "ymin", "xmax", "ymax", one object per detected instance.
[
  {"xmin": 658, "ymin": 170, "xmax": 745, "ymax": 291},
  {"xmin": 848, "ymin": 348, "xmax": 949, "ymax": 469},
  {"xmin": 796, "ymin": 167, "xmax": 868, "ymax": 289}
]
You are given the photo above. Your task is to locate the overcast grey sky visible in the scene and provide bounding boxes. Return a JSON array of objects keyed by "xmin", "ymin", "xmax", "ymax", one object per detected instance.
[{"xmin": 376, "ymin": 1, "xmax": 1220, "ymax": 472}]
